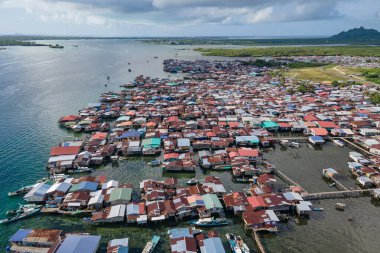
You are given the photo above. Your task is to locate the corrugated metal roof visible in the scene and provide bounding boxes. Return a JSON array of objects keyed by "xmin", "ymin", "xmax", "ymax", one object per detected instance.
[{"xmin": 56, "ymin": 235, "xmax": 101, "ymax": 253}]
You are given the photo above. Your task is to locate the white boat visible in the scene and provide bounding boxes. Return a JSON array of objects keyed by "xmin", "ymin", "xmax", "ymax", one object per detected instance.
[
  {"xmin": 279, "ymin": 140, "xmax": 289, "ymax": 146},
  {"xmin": 289, "ymin": 142, "xmax": 300, "ymax": 148},
  {"xmin": 111, "ymin": 156, "xmax": 119, "ymax": 162},
  {"xmin": 50, "ymin": 174, "xmax": 68, "ymax": 181},
  {"xmin": 333, "ymin": 139, "xmax": 345, "ymax": 147},
  {"xmin": 67, "ymin": 167, "xmax": 93, "ymax": 174}
]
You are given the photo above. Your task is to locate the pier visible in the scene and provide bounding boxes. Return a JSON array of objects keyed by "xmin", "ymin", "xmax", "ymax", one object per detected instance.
[
  {"xmin": 303, "ymin": 189, "xmax": 375, "ymax": 200},
  {"xmin": 273, "ymin": 169, "xmax": 308, "ymax": 194},
  {"xmin": 253, "ymin": 230, "xmax": 267, "ymax": 253}
]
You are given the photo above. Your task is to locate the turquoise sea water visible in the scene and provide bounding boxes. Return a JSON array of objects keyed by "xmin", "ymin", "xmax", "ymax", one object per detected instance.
[{"xmin": 0, "ymin": 40, "xmax": 379, "ymax": 252}]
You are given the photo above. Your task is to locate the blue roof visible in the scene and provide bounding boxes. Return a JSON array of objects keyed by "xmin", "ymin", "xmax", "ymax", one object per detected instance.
[
  {"xmin": 9, "ymin": 229, "xmax": 32, "ymax": 242},
  {"xmin": 310, "ymin": 136, "xmax": 324, "ymax": 141},
  {"xmin": 118, "ymin": 130, "xmax": 141, "ymax": 139},
  {"xmin": 169, "ymin": 228, "xmax": 192, "ymax": 239},
  {"xmin": 70, "ymin": 181, "xmax": 98, "ymax": 192},
  {"xmin": 203, "ymin": 237, "xmax": 226, "ymax": 253},
  {"xmin": 56, "ymin": 235, "xmax": 101, "ymax": 253}
]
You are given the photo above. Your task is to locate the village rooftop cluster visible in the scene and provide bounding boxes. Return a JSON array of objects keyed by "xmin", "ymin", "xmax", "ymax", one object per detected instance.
[{"xmin": 6, "ymin": 58, "xmax": 380, "ymax": 253}]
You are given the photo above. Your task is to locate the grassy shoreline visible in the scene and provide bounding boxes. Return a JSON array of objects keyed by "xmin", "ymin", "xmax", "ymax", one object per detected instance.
[{"xmin": 195, "ymin": 46, "xmax": 380, "ymax": 57}]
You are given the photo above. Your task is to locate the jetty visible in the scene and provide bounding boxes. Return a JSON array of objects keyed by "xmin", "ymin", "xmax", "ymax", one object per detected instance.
[
  {"xmin": 253, "ymin": 230, "xmax": 267, "ymax": 253},
  {"xmin": 273, "ymin": 169, "xmax": 308, "ymax": 194},
  {"xmin": 303, "ymin": 189, "xmax": 376, "ymax": 200}
]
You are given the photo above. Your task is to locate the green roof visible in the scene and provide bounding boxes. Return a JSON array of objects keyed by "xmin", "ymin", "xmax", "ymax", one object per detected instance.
[
  {"xmin": 261, "ymin": 121, "xmax": 279, "ymax": 129},
  {"xmin": 202, "ymin": 194, "xmax": 222, "ymax": 209},
  {"xmin": 109, "ymin": 188, "xmax": 132, "ymax": 202},
  {"xmin": 141, "ymin": 138, "xmax": 161, "ymax": 148}
]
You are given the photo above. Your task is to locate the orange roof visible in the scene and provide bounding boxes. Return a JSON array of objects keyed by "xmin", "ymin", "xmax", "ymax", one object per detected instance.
[
  {"xmin": 146, "ymin": 122, "xmax": 157, "ymax": 127},
  {"xmin": 91, "ymin": 132, "xmax": 108, "ymax": 140},
  {"xmin": 310, "ymin": 128, "xmax": 328, "ymax": 136},
  {"xmin": 316, "ymin": 121, "xmax": 338, "ymax": 128},
  {"xmin": 60, "ymin": 115, "xmax": 79, "ymax": 122},
  {"xmin": 50, "ymin": 146, "xmax": 81, "ymax": 156},
  {"xmin": 238, "ymin": 148, "xmax": 259, "ymax": 157},
  {"xmin": 247, "ymin": 196, "xmax": 266, "ymax": 208}
]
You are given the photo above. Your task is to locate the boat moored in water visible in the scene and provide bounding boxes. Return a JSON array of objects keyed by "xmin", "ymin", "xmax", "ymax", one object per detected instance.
[
  {"xmin": 142, "ymin": 235, "xmax": 160, "ymax": 253},
  {"xmin": 189, "ymin": 217, "xmax": 229, "ymax": 227},
  {"xmin": 8, "ymin": 185, "xmax": 34, "ymax": 197},
  {"xmin": 0, "ymin": 205, "xmax": 42, "ymax": 224},
  {"xmin": 226, "ymin": 233, "xmax": 250, "ymax": 253},
  {"xmin": 186, "ymin": 179, "xmax": 199, "ymax": 185},
  {"xmin": 148, "ymin": 160, "xmax": 162, "ymax": 166},
  {"xmin": 333, "ymin": 139, "xmax": 345, "ymax": 147}
]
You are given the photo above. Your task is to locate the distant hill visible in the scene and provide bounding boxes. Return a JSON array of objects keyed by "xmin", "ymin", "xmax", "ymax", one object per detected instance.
[{"xmin": 329, "ymin": 27, "xmax": 380, "ymax": 43}]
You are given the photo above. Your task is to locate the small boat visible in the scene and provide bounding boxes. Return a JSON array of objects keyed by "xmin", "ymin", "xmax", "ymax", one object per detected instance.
[
  {"xmin": 226, "ymin": 233, "xmax": 250, "ymax": 253},
  {"xmin": 0, "ymin": 205, "xmax": 42, "ymax": 224},
  {"xmin": 148, "ymin": 160, "xmax": 161, "ymax": 166},
  {"xmin": 67, "ymin": 167, "xmax": 93, "ymax": 174},
  {"xmin": 186, "ymin": 179, "xmax": 199, "ymax": 185},
  {"xmin": 333, "ymin": 139, "xmax": 345, "ymax": 147},
  {"xmin": 189, "ymin": 217, "xmax": 229, "ymax": 227},
  {"xmin": 328, "ymin": 182, "xmax": 336, "ymax": 187},
  {"xmin": 50, "ymin": 174, "xmax": 68, "ymax": 181},
  {"xmin": 111, "ymin": 156, "xmax": 119, "ymax": 162},
  {"xmin": 142, "ymin": 235, "xmax": 160, "ymax": 253},
  {"xmin": 128, "ymin": 68, "xmax": 132, "ymax": 72},
  {"xmin": 289, "ymin": 142, "xmax": 300, "ymax": 148},
  {"xmin": 312, "ymin": 207, "xmax": 324, "ymax": 211},
  {"xmin": 279, "ymin": 140, "xmax": 289, "ymax": 146},
  {"xmin": 154, "ymin": 56, "xmax": 159, "ymax": 59},
  {"xmin": 8, "ymin": 185, "xmax": 34, "ymax": 197},
  {"xmin": 6, "ymin": 204, "xmax": 39, "ymax": 215}
]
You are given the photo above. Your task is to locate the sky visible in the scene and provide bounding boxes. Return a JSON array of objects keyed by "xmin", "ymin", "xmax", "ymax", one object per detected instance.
[{"xmin": 0, "ymin": 0, "xmax": 380, "ymax": 37}]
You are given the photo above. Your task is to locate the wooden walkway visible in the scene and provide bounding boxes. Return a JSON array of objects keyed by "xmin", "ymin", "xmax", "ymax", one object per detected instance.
[
  {"xmin": 273, "ymin": 169, "xmax": 308, "ymax": 194},
  {"xmin": 303, "ymin": 189, "xmax": 375, "ymax": 200},
  {"xmin": 253, "ymin": 230, "xmax": 267, "ymax": 253}
]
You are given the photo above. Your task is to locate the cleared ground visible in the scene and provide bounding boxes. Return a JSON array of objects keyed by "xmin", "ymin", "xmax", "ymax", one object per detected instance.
[{"xmin": 287, "ymin": 65, "xmax": 350, "ymax": 82}]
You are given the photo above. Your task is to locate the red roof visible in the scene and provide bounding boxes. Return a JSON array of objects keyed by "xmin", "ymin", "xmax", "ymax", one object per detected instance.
[
  {"xmin": 238, "ymin": 148, "xmax": 259, "ymax": 157},
  {"xmin": 91, "ymin": 132, "xmax": 108, "ymax": 140},
  {"xmin": 316, "ymin": 121, "xmax": 338, "ymax": 129},
  {"xmin": 60, "ymin": 115, "xmax": 79, "ymax": 122},
  {"xmin": 50, "ymin": 146, "xmax": 81, "ymax": 156},
  {"xmin": 310, "ymin": 128, "xmax": 328, "ymax": 136},
  {"xmin": 304, "ymin": 114, "xmax": 318, "ymax": 122},
  {"xmin": 247, "ymin": 196, "xmax": 266, "ymax": 208},
  {"xmin": 164, "ymin": 153, "xmax": 179, "ymax": 160}
]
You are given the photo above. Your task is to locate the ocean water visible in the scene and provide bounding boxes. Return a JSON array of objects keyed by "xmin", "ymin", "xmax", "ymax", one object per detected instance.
[{"xmin": 0, "ymin": 40, "xmax": 379, "ymax": 252}]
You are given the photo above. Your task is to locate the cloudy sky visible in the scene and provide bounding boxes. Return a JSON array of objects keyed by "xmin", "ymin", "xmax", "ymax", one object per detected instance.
[{"xmin": 0, "ymin": 0, "xmax": 380, "ymax": 37}]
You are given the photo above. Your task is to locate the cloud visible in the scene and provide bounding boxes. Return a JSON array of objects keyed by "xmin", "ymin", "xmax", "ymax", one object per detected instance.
[{"xmin": 0, "ymin": 0, "xmax": 369, "ymax": 28}]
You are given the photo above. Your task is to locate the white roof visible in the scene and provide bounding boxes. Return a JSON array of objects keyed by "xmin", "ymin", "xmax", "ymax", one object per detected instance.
[
  {"xmin": 109, "ymin": 238, "xmax": 129, "ymax": 247},
  {"xmin": 48, "ymin": 155, "xmax": 76, "ymax": 163},
  {"xmin": 102, "ymin": 180, "xmax": 119, "ymax": 190},
  {"xmin": 47, "ymin": 182, "xmax": 71, "ymax": 194},
  {"xmin": 266, "ymin": 210, "xmax": 280, "ymax": 222},
  {"xmin": 108, "ymin": 204, "xmax": 126, "ymax": 219}
]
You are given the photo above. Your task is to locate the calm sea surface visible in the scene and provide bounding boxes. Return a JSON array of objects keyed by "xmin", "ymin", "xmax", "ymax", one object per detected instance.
[{"xmin": 0, "ymin": 40, "xmax": 378, "ymax": 252}]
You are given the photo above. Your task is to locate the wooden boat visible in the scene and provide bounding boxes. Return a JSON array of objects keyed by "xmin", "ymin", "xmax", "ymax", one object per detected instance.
[
  {"xmin": 333, "ymin": 139, "xmax": 345, "ymax": 147},
  {"xmin": 186, "ymin": 179, "xmax": 199, "ymax": 185},
  {"xmin": 142, "ymin": 235, "xmax": 160, "ymax": 253},
  {"xmin": 226, "ymin": 233, "xmax": 250, "ymax": 253},
  {"xmin": 189, "ymin": 217, "xmax": 229, "ymax": 227},
  {"xmin": 8, "ymin": 185, "xmax": 34, "ymax": 197},
  {"xmin": 0, "ymin": 205, "xmax": 42, "ymax": 224}
]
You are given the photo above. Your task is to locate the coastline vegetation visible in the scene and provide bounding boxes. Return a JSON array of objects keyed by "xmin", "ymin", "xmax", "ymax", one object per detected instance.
[{"xmin": 195, "ymin": 46, "xmax": 380, "ymax": 57}]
